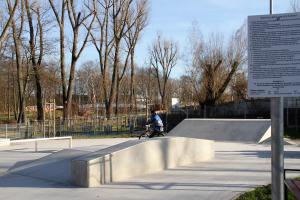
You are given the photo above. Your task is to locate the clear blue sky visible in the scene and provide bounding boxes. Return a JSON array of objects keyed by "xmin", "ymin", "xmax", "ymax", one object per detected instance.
[{"xmin": 79, "ymin": 0, "xmax": 293, "ymax": 78}]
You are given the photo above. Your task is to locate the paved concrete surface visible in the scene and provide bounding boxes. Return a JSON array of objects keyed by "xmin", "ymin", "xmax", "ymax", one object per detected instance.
[
  {"xmin": 0, "ymin": 138, "xmax": 134, "ymax": 176},
  {"xmin": 0, "ymin": 138, "xmax": 300, "ymax": 200},
  {"xmin": 168, "ymin": 119, "xmax": 271, "ymax": 143}
]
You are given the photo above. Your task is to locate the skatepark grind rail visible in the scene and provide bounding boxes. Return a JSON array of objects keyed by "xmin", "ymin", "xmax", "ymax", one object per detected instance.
[{"xmin": 9, "ymin": 136, "xmax": 72, "ymax": 152}]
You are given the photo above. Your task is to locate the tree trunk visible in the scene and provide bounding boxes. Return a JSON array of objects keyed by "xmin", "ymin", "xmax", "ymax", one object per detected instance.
[
  {"xmin": 129, "ymin": 50, "xmax": 135, "ymax": 114},
  {"xmin": 60, "ymin": 22, "xmax": 68, "ymax": 120},
  {"xmin": 101, "ymin": 70, "xmax": 109, "ymax": 118},
  {"xmin": 49, "ymin": 0, "xmax": 67, "ymax": 120},
  {"xmin": 12, "ymin": 19, "xmax": 26, "ymax": 123},
  {"xmin": 7, "ymin": 62, "xmax": 10, "ymax": 120},
  {"xmin": 115, "ymin": 79, "xmax": 120, "ymax": 116},
  {"xmin": 0, "ymin": 0, "xmax": 19, "ymax": 45},
  {"xmin": 13, "ymin": 78, "xmax": 18, "ymax": 121},
  {"xmin": 65, "ymin": 60, "xmax": 76, "ymax": 119},
  {"xmin": 25, "ymin": 0, "xmax": 44, "ymax": 121},
  {"xmin": 33, "ymin": 67, "xmax": 44, "ymax": 120},
  {"xmin": 106, "ymin": 41, "xmax": 120, "ymax": 119},
  {"xmin": 64, "ymin": 23, "xmax": 79, "ymax": 120}
]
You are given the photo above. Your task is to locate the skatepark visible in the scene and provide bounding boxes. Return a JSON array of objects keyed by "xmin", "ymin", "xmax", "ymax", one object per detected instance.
[{"xmin": 0, "ymin": 119, "xmax": 300, "ymax": 200}]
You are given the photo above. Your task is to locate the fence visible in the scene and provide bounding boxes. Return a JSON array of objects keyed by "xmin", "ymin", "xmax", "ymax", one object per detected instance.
[
  {"xmin": 167, "ymin": 98, "xmax": 300, "ymax": 130},
  {"xmin": 0, "ymin": 115, "xmax": 147, "ymax": 140},
  {"xmin": 0, "ymin": 124, "xmax": 29, "ymax": 139},
  {"xmin": 1, "ymin": 98, "xmax": 299, "ymax": 140}
]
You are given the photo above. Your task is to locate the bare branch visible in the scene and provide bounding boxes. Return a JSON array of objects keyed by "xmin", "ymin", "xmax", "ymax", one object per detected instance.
[
  {"xmin": 0, "ymin": 0, "xmax": 19, "ymax": 45},
  {"xmin": 149, "ymin": 34, "xmax": 178, "ymax": 107}
]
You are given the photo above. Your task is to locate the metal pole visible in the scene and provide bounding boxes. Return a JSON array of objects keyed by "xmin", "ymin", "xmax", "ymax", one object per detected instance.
[
  {"xmin": 5, "ymin": 124, "xmax": 7, "ymax": 139},
  {"xmin": 35, "ymin": 141, "xmax": 38, "ymax": 152},
  {"xmin": 53, "ymin": 99, "xmax": 56, "ymax": 137},
  {"xmin": 43, "ymin": 100, "xmax": 45, "ymax": 138},
  {"xmin": 69, "ymin": 137, "xmax": 72, "ymax": 148},
  {"xmin": 286, "ymin": 99, "xmax": 289, "ymax": 128},
  {"xmin": 296, "ymin": 99, "xmax": 298, "ymax": 131},
  {"xmin": 271, "ymin": 97, "xmax": 284, "ymax": 200},
  {"xmin": 269, "ymin": 1, "xmax": 284, "ymax": 200}
]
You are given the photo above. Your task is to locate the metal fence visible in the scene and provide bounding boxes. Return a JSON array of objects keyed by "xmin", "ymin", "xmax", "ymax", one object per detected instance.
[
  {"xmin": 0, "ymin": 115, "xmax": 147, "ymax": 140},
  {"xmin": 1, "ymin": 98, "xmax": 299, "ymax": 140},
  {"xmin": 0, "ymin": 124, "xmax": 29, "ymax": 139},
  {"xmin": 167, "ymin": 98, "xmax": 300, "ymax": 130}
]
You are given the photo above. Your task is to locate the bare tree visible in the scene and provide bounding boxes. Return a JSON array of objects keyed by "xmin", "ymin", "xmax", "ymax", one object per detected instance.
[
  {"xmin": 186, "ymin": 23, "xmax": 247, "ymax": 108},
  {"xmin": 0, "ymin": 0, "xmax": 19, "ymax": 49},
  {"xmin": 89, "ymin": 0, "xmax": 113, "ymax": 118},
  {"xmin": 108, "ymin": 0, "xmax": 135, "ymax": 118},
  {"xmin": 41, "ymin": 61, "xmax": 61, "ymax": 101},
  {"xmin": 291, "ymin": 0, "xmax": 300, "ymax": 12},
  {"xmin": 230, "ymin": 71, "xmax": 247, "ymax": 101},
  {"xmin": 49, "ymin": 0, "xmax": 95, "ymax": 119},
  {"xmin": 125, "ymin": 0, "xmax": 148, "ymax": 114},
  {"xmin": 114, "ymin": 0, "xmax": 148, "ymax": 115},
  {"xmin": 149, "ymin": 34, "xmax": 178, "ymax": 109},
  {"xmin": 24, "ymin": 0, "xmax": 47, "ymax": 120},
  {"xmin": 8, "ymin": 0, "xmax": 28, "ymax": 123},
  {"xmin": 77, "ymin": 61, "xmax": 101, "ymax": 114},
  {"xmin": 90, "ymin": 0, "xmax": 148, "ymax": 118},
  {"xmin": 178, "ymin": 75, "xmax": 194, "ymax": 107},
  {"xmin": 64, "ymin": 0, "xmax": 96, "ymax": 119},
  {"xmin": 48, "ymin": 0, "xmax": 67, "ymax": 118}
]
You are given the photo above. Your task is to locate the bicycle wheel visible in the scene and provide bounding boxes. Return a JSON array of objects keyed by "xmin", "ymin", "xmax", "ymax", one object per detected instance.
[
  {"xmin": 158, "ymin": 132, "xmax": 165, "ymax": 137},
  {"xmin": 138, "ymin": 131, "xmax": 149, "ymax": 140}
]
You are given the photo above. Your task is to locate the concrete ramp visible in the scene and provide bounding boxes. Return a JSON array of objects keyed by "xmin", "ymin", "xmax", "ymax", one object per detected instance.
[
  {"xmin": 71, "ymin": 137, "xmax": 214, "ymax": 187},
  {"xmin": 9, "ymin": 149, "xmax": 90, "ymax": 185},
  {"xmin": 168, "ymin": 119, "xmax": 271, "ymax": 143}
]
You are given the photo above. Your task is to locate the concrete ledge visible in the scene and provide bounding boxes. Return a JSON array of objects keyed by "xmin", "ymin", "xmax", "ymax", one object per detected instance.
[
  {"xmin": 71, "ymin": 137, "xmax": 214, "ymax": 187},
  {"xmin": 0, "ymin": 139, "xmax": 10, "ymax": 146}
]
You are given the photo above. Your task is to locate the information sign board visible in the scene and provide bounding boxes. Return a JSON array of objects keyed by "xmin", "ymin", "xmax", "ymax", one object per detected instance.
[{"xmin": 248, "ymin": 13, "xmax": 300, "ymax": 97}]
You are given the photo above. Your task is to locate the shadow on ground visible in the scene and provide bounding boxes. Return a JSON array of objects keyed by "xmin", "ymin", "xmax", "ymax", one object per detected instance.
[{"xmin": 216, "ymin": 150, "xmax": 300, "ymax": 159}]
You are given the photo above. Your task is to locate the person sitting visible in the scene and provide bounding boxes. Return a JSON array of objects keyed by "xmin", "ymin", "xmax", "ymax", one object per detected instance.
[{"xmin": 148, "ymin": 110, "xmax": 164, "ymax": 138}]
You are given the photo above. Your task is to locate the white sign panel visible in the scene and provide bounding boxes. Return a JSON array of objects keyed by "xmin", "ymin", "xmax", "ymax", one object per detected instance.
[{"xmin": 248, "ymin": 13, "xmax": 300, "ymax": 97}]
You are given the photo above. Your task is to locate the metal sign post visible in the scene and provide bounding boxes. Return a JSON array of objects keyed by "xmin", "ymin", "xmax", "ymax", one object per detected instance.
[
  {"xmin": 247, "ymin": 0, "xmax": 293, "ymax": 199},
  {"xmin": 248, "ymin": 2, "xmax": 300, "ymax": 196},
  {"xmin": 269, "ymin": 1, "xmax": 284, "ymax": 199},
  {"xmin": 271, "ymin": 97, "xmax": 284, "ymax": 200}
]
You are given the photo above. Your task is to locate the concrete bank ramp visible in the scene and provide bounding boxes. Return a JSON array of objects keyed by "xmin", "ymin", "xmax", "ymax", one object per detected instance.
[
  {"xmin": 71, "ymin": 137, "xmax": 214, "ymax": 187},
  {"xmin": 168, "ymin": 119, "xmax": 271, "ymax": 143},
  {"xmin": 8, "ymin": 149, "xmax": 90, "ymax": 185}
]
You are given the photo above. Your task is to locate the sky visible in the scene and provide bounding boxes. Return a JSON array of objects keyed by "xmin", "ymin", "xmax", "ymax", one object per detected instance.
[{"xmin": 79, "ymin": 0, "xmax": 294, "ymax": 78}]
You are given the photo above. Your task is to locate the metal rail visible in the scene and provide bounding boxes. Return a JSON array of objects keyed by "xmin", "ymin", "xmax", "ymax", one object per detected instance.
[{"xmin": 10, "ymin": 136, "xmax": 72, "ymax": 152}]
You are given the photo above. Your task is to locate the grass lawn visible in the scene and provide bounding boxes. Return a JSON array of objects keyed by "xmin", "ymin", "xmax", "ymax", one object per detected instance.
[{"xmin": 236, "ymin": 178, "xmax": 300, "ymax": 200}]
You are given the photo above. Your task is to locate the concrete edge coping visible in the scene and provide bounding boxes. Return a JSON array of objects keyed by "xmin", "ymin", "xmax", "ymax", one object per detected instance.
[{"xmin": 184, "ymin": 118, "xmax": 271, "ymax": 122}]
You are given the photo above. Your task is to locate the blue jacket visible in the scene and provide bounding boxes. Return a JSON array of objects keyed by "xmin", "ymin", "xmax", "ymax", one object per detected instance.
[{"xmin": 150, "ymin": 114, "xmax": 164, "ymax": 132}]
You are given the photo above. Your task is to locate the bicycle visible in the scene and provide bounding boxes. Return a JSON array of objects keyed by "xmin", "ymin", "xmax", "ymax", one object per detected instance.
[{"xmin": 138, "ymin": 124, "xmax": 165, "ymax": 140}]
